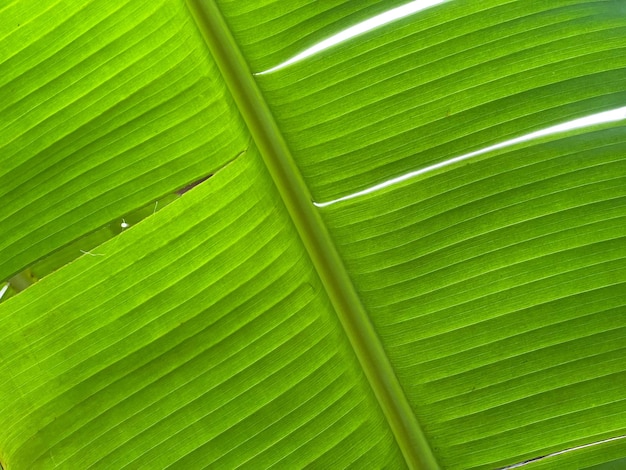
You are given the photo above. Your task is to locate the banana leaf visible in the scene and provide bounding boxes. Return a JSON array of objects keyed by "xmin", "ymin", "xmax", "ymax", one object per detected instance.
[{"xmin": 1, "ymin": 0, "xmax": 625, "ymax": 468}]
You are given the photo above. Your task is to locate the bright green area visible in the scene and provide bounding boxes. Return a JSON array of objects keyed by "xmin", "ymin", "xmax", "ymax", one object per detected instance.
[
  {"xmin": 1, "ymin": 0, "xmax": 625, "ymax": 469},
  {"xmin": 0, "ymin": 0, "xmax": 248, "ymax": 280},
  {"xmin": 0, "ymin": 150, "xmax": 404, "ymax": 469}
]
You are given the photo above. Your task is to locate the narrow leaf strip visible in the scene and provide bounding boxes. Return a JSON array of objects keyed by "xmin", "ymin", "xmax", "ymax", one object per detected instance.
[
  {"xmin": 315, "ymin": 105, "xmax": 626, "ymax": 208},
  {"xmin": 185, "ymin": 1, "xmax": 440, "ymax": 469}
]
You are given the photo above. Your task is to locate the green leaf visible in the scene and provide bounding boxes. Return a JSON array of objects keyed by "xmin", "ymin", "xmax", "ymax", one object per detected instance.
[
  {"xmin": 1, "ymin": 0, "xmax": 625, "ymax": 468},
  {"xmin": 0, "ymin": 0, "xmax": 248, "ymax": 279}
]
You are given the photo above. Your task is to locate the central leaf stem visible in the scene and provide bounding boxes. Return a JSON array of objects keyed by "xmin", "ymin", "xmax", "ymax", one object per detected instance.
[{"xmin": 185, "ymin": 2, "xmax": 440, "ymax": 468}]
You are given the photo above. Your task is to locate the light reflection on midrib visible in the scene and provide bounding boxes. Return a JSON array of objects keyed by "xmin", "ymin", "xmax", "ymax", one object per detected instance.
[
  {"xmin": 313, "ymin": 106, "xmax": 626, "ymax": 208},
  {"xmin": 255, "ymin": 0, "xmax": 450, "ymax": 75}
]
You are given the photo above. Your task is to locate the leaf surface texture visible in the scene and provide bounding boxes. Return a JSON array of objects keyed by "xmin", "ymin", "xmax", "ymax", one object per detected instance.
[{"xmin": 1, "ymin": 0, "xmax": 626, "ymax": 469}]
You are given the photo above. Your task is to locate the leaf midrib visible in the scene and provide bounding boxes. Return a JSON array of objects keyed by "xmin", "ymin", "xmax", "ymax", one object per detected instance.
[{"xmin": 184, "ymin": 1, "xmax": 439, "ymax": 469}]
